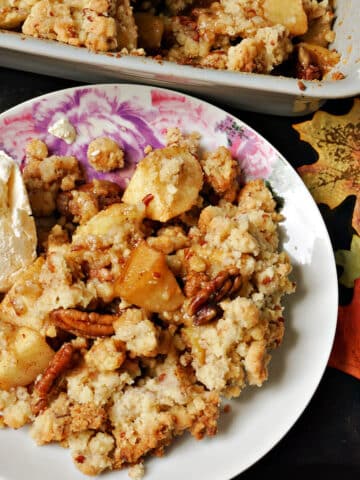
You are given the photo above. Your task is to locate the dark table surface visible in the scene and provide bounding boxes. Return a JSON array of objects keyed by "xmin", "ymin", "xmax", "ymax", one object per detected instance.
[{"xmin": 0, "ymin": 66, "xmax": 359, "ymax": 480}]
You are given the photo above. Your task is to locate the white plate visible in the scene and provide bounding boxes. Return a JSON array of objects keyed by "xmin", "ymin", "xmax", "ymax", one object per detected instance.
[
  {"xmin": 0, "ymin": 0, "xmax": 359, "ymax": 116},
  {"xmin": 0, "ymin": 84, "xmax": 338, "ymax": 480}
]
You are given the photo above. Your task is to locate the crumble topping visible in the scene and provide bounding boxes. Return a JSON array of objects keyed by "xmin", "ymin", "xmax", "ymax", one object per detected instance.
[
  {"xmin": 1, "ymin": 0, "xmax": 341, "ymax": 80},
  {"xmin": 128, "ymin": 463, "xmax": 145, "ymax": 480},
  {"xmin": 0, "ymin": 127, "xmax": 295, "ymax": 476},
  {"xmin": 87, "ymin": 137, "xmax": 125, "ymax": 172}
]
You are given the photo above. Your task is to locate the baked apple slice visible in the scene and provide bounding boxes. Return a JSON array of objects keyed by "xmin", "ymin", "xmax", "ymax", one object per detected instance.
[
  {"xmin": 0, "ymin": 322, "xmax": 55, "ymax": 389},
  {"xmin": 115, "ymin": 241, "xmax": 184, "ymax": 312},
  {"xmin": 263, "ymin": 0, "xmax": 308, "ymax": 36},
  {"xmin": 122, "ymin": 145, "xmax": 203, "ymax": 222}
]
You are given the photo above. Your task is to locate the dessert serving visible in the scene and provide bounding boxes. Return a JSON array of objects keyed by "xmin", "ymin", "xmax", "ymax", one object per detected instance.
[
  {"xmin": 0, "ymin": 0, "xmax": 340, "ymax": 80},
  {"xmin": 0, "ymin": 93, "xmax": 295, "ymax": 477}
]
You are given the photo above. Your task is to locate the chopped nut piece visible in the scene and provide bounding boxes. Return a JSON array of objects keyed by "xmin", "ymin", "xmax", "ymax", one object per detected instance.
[
  {"xmin": 331, "ymin": 71, "xmax": 345, "ymax": 81},
  {"xmin": 298, "ymin": 80, "xmax": 306, "ymax": 91},
  {"xmin": 142, "ymin": 193, "xmax": 154, "ymax": 206},
  {"xmin": 223, "ymin": 404, "xmax": 231, "ymax": 414},
  {"xmin": 193, "ymin": 304, "xmax": 223, "ymax": 326}
]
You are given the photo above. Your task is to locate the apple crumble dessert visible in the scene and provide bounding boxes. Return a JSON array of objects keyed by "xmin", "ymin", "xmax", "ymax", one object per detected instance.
[
  {"xmin": 0, "ymin": 0, "xmax": 340, "ymax": 80},
  {"xmin": 0, "ymin": 129, "xmax": 295, "ymax": 476}
]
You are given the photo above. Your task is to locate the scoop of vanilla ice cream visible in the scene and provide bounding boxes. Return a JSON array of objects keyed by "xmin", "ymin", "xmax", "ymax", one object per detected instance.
[{"xmin": 0, "ymin": 151, "xmax": 37, "ymax": 292}]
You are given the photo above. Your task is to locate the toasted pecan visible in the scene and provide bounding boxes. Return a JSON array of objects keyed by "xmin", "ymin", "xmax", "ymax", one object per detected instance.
[
  {"xmin": 184, "ymin": 271, "xmax": 209, "ymax": 298},
  {"xmin": 50, "ymin": 308, "xmax": 116, "ymax": 338},
  {"xmin": 187, "ymin": 268, "xmax": 242, "ymax": 325},
  {"xmin": 32, "ymin": 343, "xmax": 74, "ymax": 415},
  {"xmin": 193, "ymin": 304, "xmax": 223, "ymax": 326}
]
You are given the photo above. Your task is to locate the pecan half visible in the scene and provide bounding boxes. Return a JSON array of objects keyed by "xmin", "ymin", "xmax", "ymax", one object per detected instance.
[
  {"xmin": 50, "ymin": 308, "xmax": 116, "ymax": 338},
  {"xmin": 194, "ymin": 304, "xmax": 223, "ymax": 326},
  {"xmin": 32, "ymin": 343, "xmax": 74, "ymax": 414},
  {"xmin": 187, "ymin": 268, "xmax": 242, "ymax": 325},
  {"xmin": 184, "ymin": 271, "xmax": 209, "ymax": 298},
  {"xmin": 188, "ymin": 268, "xmax": 241, "ymax": 315}
]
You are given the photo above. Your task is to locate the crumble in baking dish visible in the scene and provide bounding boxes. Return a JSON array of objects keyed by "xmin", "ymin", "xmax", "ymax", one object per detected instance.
[{"xmin": 0, "ymin": 0, "xmax": 340, "ymax": 79}]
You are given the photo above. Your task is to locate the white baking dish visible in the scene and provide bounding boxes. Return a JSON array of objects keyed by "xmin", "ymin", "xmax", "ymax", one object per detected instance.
[{"xmin": 0, "ymin": 0, "xmax": 359, "ymax": 116}]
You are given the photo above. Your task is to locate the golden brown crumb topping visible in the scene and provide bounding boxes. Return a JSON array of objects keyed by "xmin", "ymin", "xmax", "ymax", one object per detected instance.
[
  {"xmin": 0, "ymin": 129, "xmax": 295, "ymax": 476},
  {"xmin": 87, "ymin": 137, "xmax": 125, "ymax": 172},
  {"xmin": 0, "ymin": 0, "xmax": 340, "ymax": 80}
]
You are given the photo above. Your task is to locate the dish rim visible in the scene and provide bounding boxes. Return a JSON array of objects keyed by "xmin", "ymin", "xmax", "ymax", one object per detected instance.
[{"xmin": 0, "ymin": 30, "xmax": 359, "ymax": 99}]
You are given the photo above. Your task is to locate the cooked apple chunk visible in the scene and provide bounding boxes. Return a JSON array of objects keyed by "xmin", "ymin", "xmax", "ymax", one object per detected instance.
[
  {"xmin": 0, "ymin": 322, "xmax": 55, "ymax": 390},
  {"xmin": 263, "ymin": 0, "xmax": 308, "ymax": 36},
  {"xmin": 115, "ymin": 241, "xmax": 184, "ymax": 312},
  {"xmin": 122, "ymin": 145, "xmax": 203, "ymax": 222},
  {"xmin": 297, "ymin": 42, "xmax": 340, "ymax": 77}
]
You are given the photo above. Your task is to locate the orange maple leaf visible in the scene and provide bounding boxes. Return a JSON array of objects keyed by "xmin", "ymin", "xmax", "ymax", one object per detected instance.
[
  {"xmin": 328, "ymin": 278, "xmax": 360, "ymax": 379},
  {"xmin": 294, "ymin": 98, "xmax": 360, "ymax": 235}
]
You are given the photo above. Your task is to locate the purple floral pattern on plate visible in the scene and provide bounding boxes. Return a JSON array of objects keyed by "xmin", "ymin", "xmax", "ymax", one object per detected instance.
[
  {"xmin": 0, "ymin": 85, "xmax": 278, "ymax": 187},
  {"xmin": 216, "ymin": 116, "xmax": 276, "ymax": 179}
]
